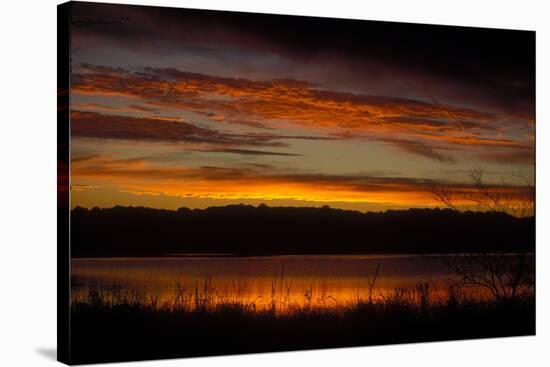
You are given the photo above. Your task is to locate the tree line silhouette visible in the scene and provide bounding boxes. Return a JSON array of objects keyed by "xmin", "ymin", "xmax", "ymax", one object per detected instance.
[{"xmin": 70, "ymin": 204, "xmax": 534, "ymax": 257}]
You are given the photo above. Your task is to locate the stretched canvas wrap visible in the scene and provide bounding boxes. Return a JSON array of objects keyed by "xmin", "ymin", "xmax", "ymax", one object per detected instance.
[{"xmin": 57, "ymin": 1, "xmax": 536, "ymax": 365}]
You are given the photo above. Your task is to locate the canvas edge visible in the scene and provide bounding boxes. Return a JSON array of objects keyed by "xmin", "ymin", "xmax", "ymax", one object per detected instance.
[{"xmin": 57, "ymin": 1, "xmax": 72, "ymax": 365}]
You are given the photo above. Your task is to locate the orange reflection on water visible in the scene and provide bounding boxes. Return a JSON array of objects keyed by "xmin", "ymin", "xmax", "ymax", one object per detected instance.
[{"xmin": 71, "ymin": 255, "xmax": 506, "ymax": 312}]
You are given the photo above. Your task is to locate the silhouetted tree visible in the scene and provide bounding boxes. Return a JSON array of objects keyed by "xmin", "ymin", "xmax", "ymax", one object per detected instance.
[
  {"xmin": 431, "ymin": 167, "xmax": 534, "ymax": 300},
  {"xmin": 431, "ymin": 168, "xmax": 534, "ymax": 217}
]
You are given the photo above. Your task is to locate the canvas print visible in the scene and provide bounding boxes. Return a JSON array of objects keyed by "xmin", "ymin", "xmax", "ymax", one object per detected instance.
[{"xmin": 57, "ymin": 1, "xmax": 535, "ymax": 365}]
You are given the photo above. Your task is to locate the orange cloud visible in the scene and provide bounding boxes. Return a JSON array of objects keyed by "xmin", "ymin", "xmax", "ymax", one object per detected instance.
[{"xmin": 71, "ymin": 64, "xmax": 533, "ymax": 164}]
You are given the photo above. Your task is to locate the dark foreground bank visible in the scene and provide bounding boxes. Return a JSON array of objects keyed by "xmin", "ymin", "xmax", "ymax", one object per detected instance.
[{"xmin": 68, "ymin": 295, "xmax": 535, "ymax": 364}]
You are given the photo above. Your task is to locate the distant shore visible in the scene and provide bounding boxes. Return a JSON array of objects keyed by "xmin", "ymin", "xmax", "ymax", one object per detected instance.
[{"xmin": 68, "ymin": 205, "xmax": 535, "ymax": 258}]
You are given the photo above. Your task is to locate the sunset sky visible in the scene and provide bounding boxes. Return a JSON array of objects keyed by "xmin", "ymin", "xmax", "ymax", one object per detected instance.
[{"xmin": 69, "ymin": 2, "xmax": 535, "ymax": 212}]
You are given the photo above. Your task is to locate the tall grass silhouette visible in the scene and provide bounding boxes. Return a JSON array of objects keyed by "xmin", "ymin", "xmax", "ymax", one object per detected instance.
[{"xmin": 69, "ymin": 269, "xmax": 534, "ymax": 364}]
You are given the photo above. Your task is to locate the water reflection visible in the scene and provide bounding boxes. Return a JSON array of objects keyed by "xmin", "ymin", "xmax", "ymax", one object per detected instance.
[{"xmin": 71, "ymin": 254, "xmax": 509, "ymax": 311}]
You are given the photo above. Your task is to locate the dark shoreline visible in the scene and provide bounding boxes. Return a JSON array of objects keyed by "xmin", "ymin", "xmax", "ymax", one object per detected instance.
[{"xmin": 70, "ymin": 205, "xmax": 535, "ymax": 258}]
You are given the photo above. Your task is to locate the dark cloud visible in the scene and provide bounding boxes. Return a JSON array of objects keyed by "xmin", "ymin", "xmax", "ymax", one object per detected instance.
[
  {"xmin": 476, "ymin": 149, "xmax": 535, "ymax": 165},
  {"xmin": 380, "ymin": 138, "xmax": 457, "ymax": 164},
  {"xmin": 196, "ymin": 148, "xmax": 303, "ymax": 157},
  {"xmin": 71, "ymin": 110, "xmax": 330, "ymax": 147},
  {"xmin": 223, "ymin": 120, "xmax": 273, "ymax": 130},
  {"xmin": 71, "ymin": 110, "xmax": 279, "ymax": 146},
  {"xmin": 71, "ymin": 102, "xmax": 160, "ymax": 114},
  {"xmin": 128, "ymin": 104, "xmax": 159, "ymax": 112},
  {"xmin": 71, "ymin": 2, "xmax": 534, "ymax": 120},
  {"xmin": 379, "ymin": 116, "xmax": 496, "ymax": 132}
]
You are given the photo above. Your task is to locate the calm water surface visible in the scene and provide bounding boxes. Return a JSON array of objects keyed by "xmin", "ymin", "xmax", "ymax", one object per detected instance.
[{"xmin": 71, "ymin": 254, "xmax": 498, "ymax": 309}]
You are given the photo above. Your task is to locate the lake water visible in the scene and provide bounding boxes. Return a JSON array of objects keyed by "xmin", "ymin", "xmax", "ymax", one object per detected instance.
[{"xmin": 70, "ymin": 254, "xmax": 516, "ymax": 310}]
